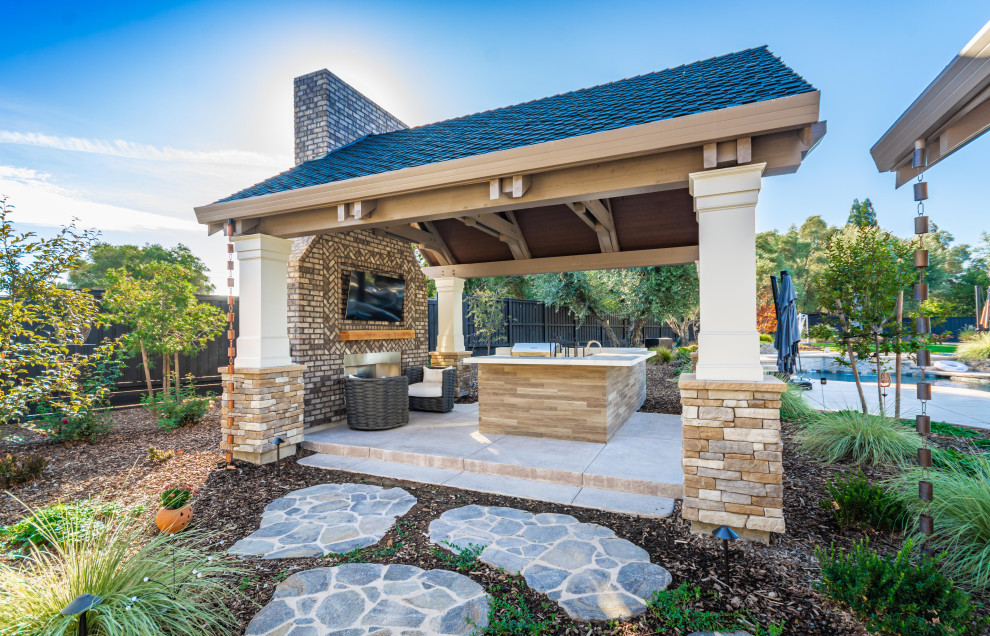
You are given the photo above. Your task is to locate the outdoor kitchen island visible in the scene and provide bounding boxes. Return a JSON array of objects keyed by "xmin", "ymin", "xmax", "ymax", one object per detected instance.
[{"xmin": 465, "ymin": 350, "xmax": 655, "ymax": 443}]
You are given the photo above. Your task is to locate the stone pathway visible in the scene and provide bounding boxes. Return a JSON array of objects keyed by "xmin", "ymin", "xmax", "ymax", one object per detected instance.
[
  {"xmin": 429, "ymin": 505, "xmax": 671, "ymax": 621},
  {"xmin": 245, "ymin": 563, "xmax": 488, "ymax": 635},
  {"xmin": 229, "ymin": 484, "xmax": 416, "ymax": 559}
]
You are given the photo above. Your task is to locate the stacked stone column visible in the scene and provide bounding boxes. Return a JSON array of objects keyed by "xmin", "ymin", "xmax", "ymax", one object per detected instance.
[
  {"xmin": 221, "ymin": 365, "xmax": 306, "ymax": 464},
  {"xmin": 679, "ymin": 375, "xmax": 786, "ymax": 542},
  {"xmin": 429, "ymin": 351, "xmax": 474, "ymax": 397}
]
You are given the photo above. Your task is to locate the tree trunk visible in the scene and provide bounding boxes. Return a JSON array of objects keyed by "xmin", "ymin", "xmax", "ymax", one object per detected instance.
[
  {"xmin": 174, "ymin": 352, "xmax": 181, "ymax": 396},
  {"xmin": 627, "ymin": 316, "xmax": 644, "ymax": 347},
  {"xmin": 139, "ymin": 340, "xmax": 153, "ymax": 397},
  {"xmin": 836, "ymin": 300, "xmax": 868, "ymax": 413},
  {"xmin": 595, "ymin": 315, "xmax": 621, "ymax": 346},
  {"xmin": 162, "ymin": 355, "xmax": 170, "ymax": 398},
  {"xmin": 895, "ymin": 291, "xmax": 904, "ymax": 419}
]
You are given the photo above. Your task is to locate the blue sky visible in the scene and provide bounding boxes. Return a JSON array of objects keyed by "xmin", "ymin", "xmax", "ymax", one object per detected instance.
[{"xmin": 2, "ymin": 0, "xmax": 989, "ymax": 291}]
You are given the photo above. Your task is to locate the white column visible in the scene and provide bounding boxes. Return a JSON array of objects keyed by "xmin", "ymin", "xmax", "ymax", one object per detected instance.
[
  {"xmin": 434, "ymin": 276, "xmax": 466, "ymax": 353},
  {"xmin": 689, "ymin": 163, "xmax": 766, "ymax": 382},
  {"xmin": 232, "ymin": 234, "xmax": 293, "ymax": 369}
]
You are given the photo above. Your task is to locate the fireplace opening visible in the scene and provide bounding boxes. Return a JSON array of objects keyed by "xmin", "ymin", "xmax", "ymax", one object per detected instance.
[{"xmin": 343, "ymin": 352, "xmax": 401, "ymax": 378}]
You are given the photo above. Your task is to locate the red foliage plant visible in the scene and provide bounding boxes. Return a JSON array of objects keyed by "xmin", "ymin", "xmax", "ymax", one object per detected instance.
[{"xmin": 757, "ymin": 288, "xmax": 778, "ymax": 335}]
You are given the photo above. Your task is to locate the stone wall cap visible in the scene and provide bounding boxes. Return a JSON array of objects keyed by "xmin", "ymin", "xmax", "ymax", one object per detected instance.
[
  {"xmin": 219, "ymin": 364, "xmax": 308, "ymax": 375},
  {"xmin": 678, "ymin": 373, "xmax": 786, "ymax": 392}
]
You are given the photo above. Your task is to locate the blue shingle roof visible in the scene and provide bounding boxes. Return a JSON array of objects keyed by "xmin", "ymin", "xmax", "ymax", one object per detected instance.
[{"xmin": 218, "ymin": 46, "xmax": 814, "ymax": 203}]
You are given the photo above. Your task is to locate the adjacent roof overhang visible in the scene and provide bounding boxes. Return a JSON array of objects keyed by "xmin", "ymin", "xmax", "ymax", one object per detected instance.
[{"xmin": 871, "ymin": 21, "xmax": 990, "ymax": 187}]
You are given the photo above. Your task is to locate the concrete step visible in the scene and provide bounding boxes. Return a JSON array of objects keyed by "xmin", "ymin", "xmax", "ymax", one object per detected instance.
[{"xmin": 298, "ymin": 453, "xmax": 676, "ymax": 518}]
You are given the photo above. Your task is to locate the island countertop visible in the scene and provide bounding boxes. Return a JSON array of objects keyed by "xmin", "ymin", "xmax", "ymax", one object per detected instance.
[{"xmin": 463, "ymin": 350, "xmax": 655, "ymax": 367}]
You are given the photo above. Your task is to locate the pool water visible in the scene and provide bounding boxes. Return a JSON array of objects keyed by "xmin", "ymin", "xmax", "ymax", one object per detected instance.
[{"xmin": 795, "ymin": 371, "xmax": 990, "ymax": 394}]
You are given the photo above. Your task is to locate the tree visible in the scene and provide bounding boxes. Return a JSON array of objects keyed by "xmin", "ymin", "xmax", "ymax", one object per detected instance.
[
  {"xmin": 646, "ymin": 265, "xmax": 700, "ymax": 345},
  {"xmin": 0, "ymin": 198, "xmax": 120, "ymax": 424},
  {"xmin": 818, "ymin": 225, "xmax": 917, "ymax": 414},
  {"xmin": 103, "ymin": 262, "xmax": 225, "ymax": 397},
  {"xmin": 528, "ymin": 271, "xmax": 624, "ymax": 345},
  {"xmin": 466, "ymin": 288, "xmax": 505, "ymax": 355},
  {"xmin": 69, "ymin": 243, "xmax": 214, "ymax": 293},
  {"xmin": 847, "ymin": 198, "xmax": 878, "ymax": 227}
]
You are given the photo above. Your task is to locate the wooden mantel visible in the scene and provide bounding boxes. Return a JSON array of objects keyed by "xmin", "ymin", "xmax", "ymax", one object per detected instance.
[{"xmin": 338, "ymin": 329, "xmax": 415, "ymax": 342}]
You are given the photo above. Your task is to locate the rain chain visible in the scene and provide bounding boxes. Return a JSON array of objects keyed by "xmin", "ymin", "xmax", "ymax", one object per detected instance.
[
  {"xmin": 224, "ymin": 220, "xmax": 237, "ymax": 471},
  {"xmin": 912, "ymin": 140, "xmax": 934, "ymax": 550}
]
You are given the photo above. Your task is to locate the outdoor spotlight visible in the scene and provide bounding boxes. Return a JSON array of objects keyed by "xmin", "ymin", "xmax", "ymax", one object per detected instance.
[
  {"xmin": 61, "ymin": 594, "xmax": 102, "ymax": 636},
  {"xmin": 712, "ymin": 525, "xmax": 738, "ymax": 584},
  {"xmin": 273, "ymin": 437, "xmax": 285, "ymax": 478}
]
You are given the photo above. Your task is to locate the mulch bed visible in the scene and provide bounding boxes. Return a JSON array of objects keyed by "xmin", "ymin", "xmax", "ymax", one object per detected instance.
[{"xmin": 3, "ymin": 377, "xmax": 989, "ymax": 634}]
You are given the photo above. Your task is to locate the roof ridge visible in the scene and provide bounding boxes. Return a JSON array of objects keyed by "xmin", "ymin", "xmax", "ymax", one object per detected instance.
[{"xmin": 368, "ymin": 45, "xmax": 775, "ymax": 137}]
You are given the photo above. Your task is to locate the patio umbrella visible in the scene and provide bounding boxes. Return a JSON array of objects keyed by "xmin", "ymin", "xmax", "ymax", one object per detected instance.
[{"xmin": 774, "ymin": 271, "xmax": 801, "ymax": 374}]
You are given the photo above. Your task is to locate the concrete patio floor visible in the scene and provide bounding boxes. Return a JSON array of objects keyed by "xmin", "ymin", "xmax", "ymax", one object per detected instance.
[{"xmin": 300, "ymin": 403, "xmax": 682, "ymax": 518}]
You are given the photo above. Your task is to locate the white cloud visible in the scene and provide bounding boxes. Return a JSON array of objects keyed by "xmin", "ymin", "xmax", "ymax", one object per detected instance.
[
  {"xmin": 0, "ymin": 130, "xmax": 290, "ymax": 168},
  {"xmin": 0, "ymin": 165, "xmax": 202, "ymax": 233}
]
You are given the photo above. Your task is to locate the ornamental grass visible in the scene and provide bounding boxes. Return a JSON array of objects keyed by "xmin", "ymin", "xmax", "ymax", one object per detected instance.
[
  {"xmin": 0, "ymin": 498, "xmax": 243, "ymax": 636},
  {"xmin": 957, "ymin": 332, "xmax": 990, "ymax": 362},
  {"xmin": 795, "ymin": 410, "xmax": 922, "ymax": 466},
  {"xmin": 779, "ymin": 383, "xmax": 818, "ymax": 422},
  {"xmin": 889, "ymin": 453, "xmax": 990, "ymax": 591}
]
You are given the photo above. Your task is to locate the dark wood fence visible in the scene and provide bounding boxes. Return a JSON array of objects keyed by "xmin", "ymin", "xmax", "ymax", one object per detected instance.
[
  {"xmin": 68, "ymin": 292, "xmax": 237, "ymax": 389},
  {"xmin": 427, "ymin": 298, "xmax": 692, "ymax": 355},
  {"xmin": 805, "ymin": 313, "xmax": 976, "ymax": 341}
]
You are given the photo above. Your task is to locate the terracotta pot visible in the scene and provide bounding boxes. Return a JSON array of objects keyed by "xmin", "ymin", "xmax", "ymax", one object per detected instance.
[{"xmin": 155, "ymin": 505, "xmax": 193, "ymax": 534}]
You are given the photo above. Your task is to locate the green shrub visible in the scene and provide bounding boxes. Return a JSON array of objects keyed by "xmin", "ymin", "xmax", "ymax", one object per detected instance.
[
  {"xmin": 648, "ymin": 346, "xmax": 674, "ymax": 364},
  {"xmin": 142, "ymin": 379, "xmax": 213, "ymax": 431},
  {"xmin": 0, "ymin": 499, "xmax": 243, "ymax": 635},
  {"xmin": 0, "ymin": 454, "xmax": 46, "ymax": 487},
  {"xmin": 759, "ymin": 333, "xmax": 774, "ymax": 343},
  {"xmin": 646, "ymin": 583, "xmax": 784, "ymax": 635},
  {"xmin": 431, "ymin": 541, "xmax": 484, "ymax": 572},
  {"xmin": 473, "ymin": 584, "xmax": 554, "ymax": 635},
  {"xmin": 957, "ymin": 331, "xmax": 990, "ymax": 361},
  {"xmin": 34, "ymin": 404, "xmax": 112, "ymax": 442},
  {"xmin": 820, "ymin": 471, "xmax": 908, "ymax": 531},
  {"xmin": 796, "ymin": 410, "xmax": 922, "ymax": 465},
  {"xmin": 815, "ymin": 539, "xmax": 978, "ymax": 635},
  {"xmin": 0, "ymin": 499, "xmax": 140, "ymax": 554},
  {"xmin": 779, "ymin": 383, "xmax": 817, "ymax": 422},
  {"xmin": 889, "ymin": 453, "xmax": 990, "ymax": 589},
  {"xmin": 159, "ymin": 484, "xmax": 193, "ymax": 510}
]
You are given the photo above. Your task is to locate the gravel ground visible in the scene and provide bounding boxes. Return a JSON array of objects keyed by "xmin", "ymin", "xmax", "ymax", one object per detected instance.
[{"xmin": 3, "ymin": 376, "xmax": 989, "ymax": 634}]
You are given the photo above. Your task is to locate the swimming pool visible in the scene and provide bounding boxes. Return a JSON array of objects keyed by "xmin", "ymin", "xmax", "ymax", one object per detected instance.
[{"xmin": 794, "ymin": 371, "xmax": 990, "ymax": 394}]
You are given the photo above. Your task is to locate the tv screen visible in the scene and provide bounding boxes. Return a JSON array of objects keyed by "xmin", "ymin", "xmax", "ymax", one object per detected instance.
[{"xmin": 345, "ymin": 271, "xmax": 405, "ymax": 322}]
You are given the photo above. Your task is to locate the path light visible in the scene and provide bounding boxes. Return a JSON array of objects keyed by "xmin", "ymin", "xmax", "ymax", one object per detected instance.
[
  {"xmin": 712, "ymin": 525, "xmax": 738, "ymax": 584},
  {"xmin": 61, "ymin": 594, "xmax": 102, "ymax": 636},
  {"xmin": 273, "ymin": 437, "xmax": 284, "ymax": 478}
]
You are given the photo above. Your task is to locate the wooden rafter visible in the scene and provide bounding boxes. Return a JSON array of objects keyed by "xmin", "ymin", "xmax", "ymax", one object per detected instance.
[
  {"xmin": 572, "ymin": 199, "xmax": 618, "ymax": 253},
  {"xmin": 459, "ymin": 212, "xmax": 531, "ymax": 260},
  {"xmin": 384, "ymin": 223, "xmax": 455, "ymax": 265}
]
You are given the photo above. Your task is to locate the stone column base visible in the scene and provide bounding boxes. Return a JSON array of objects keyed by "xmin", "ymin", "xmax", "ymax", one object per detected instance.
[
  {"xmin": 679, "ymin": 373, "xmax": 786, "ymax": 543},
  {"xmin": 429, "ymin": 351, "xmax": 474, "ymax": 397},
  {"xmin": 221, "ymin": 364, "xmax": 306, "ymax": 465}
]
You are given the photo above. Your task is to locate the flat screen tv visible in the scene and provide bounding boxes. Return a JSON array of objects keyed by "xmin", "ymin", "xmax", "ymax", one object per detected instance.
[{"xmin": 344, "ymin": 271, "xmax": 405, "ymax": 322}]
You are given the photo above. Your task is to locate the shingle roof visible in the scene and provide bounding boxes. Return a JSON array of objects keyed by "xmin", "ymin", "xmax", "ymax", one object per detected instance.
[{"xmin": 218, "ymin": 46, "xmax": 814, "ymax": 203}]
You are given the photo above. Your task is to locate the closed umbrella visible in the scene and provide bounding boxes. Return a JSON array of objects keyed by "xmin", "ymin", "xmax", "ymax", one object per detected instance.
[{"xmin": 774, "ymin": 271, "xmax": 801, "ymax": 374}]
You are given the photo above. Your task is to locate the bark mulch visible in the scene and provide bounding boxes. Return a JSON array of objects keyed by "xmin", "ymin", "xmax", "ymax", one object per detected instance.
[{"xmin": 4, "ymin": 385, "xmax": 988, "ymax": 633}]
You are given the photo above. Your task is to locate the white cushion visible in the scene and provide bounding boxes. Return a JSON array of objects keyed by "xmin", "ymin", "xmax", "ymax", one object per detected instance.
[
  {"xmin": 423, "ymin": 366, "xmax": 448, "ymax": 383},
  {"xmin": 408, "ymin": 381, "xmax": 443, "ymax": 398}
]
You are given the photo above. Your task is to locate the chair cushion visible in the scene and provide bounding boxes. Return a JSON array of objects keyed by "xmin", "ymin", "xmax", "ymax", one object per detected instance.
[
  {"xmin": 423, "ymin": 366, "xmax": 448, "ymax": 383},
  {"xmin": 408, "ymin": 381, "xmax": 443, "ymax": 398}
]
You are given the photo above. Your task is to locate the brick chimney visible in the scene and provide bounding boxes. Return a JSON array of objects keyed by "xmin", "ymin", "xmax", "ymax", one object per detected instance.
[{"xmin": 293, "ymin": 69, "xmax": 407, "ymax": 165}]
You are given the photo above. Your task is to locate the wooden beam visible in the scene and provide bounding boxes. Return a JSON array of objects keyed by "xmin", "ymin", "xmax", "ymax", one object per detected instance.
[
  {"xmin": 737, "ymin": 137, "xmax": 752, "ymax": 163},
  {"xmin": 504, "ymin": 211, "xmax": 531, "ymax": 259},
  {"xmin": 462, "ymin": 213, "xmax": 531, "ymax": 260},
  {"xmin": 352, "ymin": 199, "xmax": 376, "ymax": 219},
  {"xmin": 421, "ymin": 221, "xmax": 455, "ymax": 265},
  {"xmin": 565, "ymin": 202, "xmax": 598, "ymax": 231},
  {"xmin": 422, "ymin": 245, "xmax": 699, "ymax": 279},
  {"xmin": 582, "ymin": 199, "xmax": 618, "ymax": 253},
  {"xmin": 339, "ymin": 329, "xmax": 414, "ymax": 341},
  {"xmin": 703, "ymin": 142, "xmax": 717, "ymax": 168},
  {"xmin": 503, "ymin": 175, "xmax": 531, "ymax": 198},
  {"xmin": 248, "ymin": 130, "xmax": 810, "ymax": 239}
]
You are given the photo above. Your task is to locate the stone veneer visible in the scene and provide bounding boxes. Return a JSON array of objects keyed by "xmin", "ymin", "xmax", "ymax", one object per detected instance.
[
  {"xmin": 294, "ymin": 69, "xmax": 407, "ymax": 165},
  {"xmin": 678, "ymin": 373, "xmax": 786, "ymax": 542},
  {"xmin": 221, "ymin": 365, "xmax": 305, "ymax": 464},
  {"xmin": 287, "ymin": 231, "xmax": 430, "ymax": 427},
  {"xmin": 429, "ymin": 351, "xmax": 473, "ymax": 397}
]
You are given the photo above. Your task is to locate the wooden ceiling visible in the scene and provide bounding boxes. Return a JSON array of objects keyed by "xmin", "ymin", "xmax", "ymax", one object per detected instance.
[{"xmin": 418, "ymin": 188, "xmax": 697, "ymax": 268}]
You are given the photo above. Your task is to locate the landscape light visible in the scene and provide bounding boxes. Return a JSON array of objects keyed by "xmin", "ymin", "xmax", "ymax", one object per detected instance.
[
  {"xmin": 61, "ymin": 594, "xmax": 102, "ymax": 636},
  {"xmin": 712, "ymin": 525, "xmax": 738, "ymax": 585}
]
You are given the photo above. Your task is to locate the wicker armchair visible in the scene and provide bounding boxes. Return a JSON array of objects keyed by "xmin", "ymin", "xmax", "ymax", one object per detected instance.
[
  {"xmin": 405, "ymin": 366, "xmax": 456, "ymax": 413},
  {"xmin": 344, "ymin": 375, "xmax": 409, "ymax": 430}
]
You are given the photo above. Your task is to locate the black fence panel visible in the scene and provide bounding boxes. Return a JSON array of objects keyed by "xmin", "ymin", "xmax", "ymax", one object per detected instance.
[
  {"xmin": 428, "ymin": 296, "xmax": 692, "ymax": 355},
  {"xmin": 54, "ymin": 292, "xmax": 237, "ymax": 389},
  {"xmin": 805, "ymin": 312, "xmax": 975, "ymax": 341}
]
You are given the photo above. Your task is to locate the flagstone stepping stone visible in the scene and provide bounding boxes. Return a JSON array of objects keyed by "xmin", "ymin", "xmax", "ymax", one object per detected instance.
[
  {"xmin": 245, "ymin": 563, "xmax": 488, "ymax": 635},
  {"xmin": 429, "ymin": 505, "xmax": 671, "ymax": 621},
  {"xmin": 229, "ymin": 484, "xmax": 416, "ymax": 559}
]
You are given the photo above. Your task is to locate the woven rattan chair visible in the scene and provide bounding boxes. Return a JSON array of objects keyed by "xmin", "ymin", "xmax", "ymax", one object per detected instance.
[
  {"xmin": 405, "ymin": 366, "xmax": 456, "ymax": 413},
  {"xmin": 344, "ymin": 375, "xmax": 409, "ymax": 430}
]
